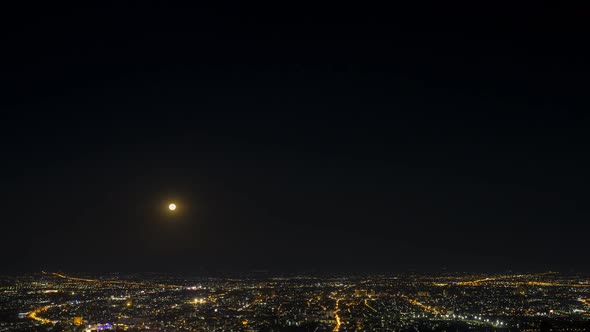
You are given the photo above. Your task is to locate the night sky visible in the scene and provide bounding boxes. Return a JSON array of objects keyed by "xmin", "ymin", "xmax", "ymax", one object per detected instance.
[{"xmin": 1, "ymin": 2, "xmax": 589, "ymax": 273}]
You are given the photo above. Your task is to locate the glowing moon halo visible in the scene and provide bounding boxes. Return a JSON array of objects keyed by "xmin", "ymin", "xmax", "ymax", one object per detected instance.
[{"xmin": 168, "ymin": 203, "xmax": 177, "ymax": 211}]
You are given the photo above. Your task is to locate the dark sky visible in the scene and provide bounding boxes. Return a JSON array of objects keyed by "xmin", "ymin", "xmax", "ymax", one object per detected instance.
[{"xmin": 1, "ymin": 2, "xmax": 589, "ymax": 273}]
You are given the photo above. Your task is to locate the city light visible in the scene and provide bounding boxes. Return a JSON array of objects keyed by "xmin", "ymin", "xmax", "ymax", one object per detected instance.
[{"xmin": 9, "ymin": 271, "xmax": 590, "ymax": 331}]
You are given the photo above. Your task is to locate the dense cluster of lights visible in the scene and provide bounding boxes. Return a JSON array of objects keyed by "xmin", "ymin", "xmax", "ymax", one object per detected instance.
[{"xmin": 1, "ymin": 272, "xmax": 588, "ymax": 331}]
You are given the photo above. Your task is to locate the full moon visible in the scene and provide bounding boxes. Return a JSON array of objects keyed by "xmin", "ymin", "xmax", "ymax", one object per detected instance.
[{"xmin": 168, "ymin": 203, "xmax": 177, "ymax": 211}]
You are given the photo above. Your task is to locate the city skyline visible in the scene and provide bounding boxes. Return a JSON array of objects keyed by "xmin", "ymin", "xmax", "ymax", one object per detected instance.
[{"xmin": 2, "ymin": 271, "xmax": 589, "ymax": 331}]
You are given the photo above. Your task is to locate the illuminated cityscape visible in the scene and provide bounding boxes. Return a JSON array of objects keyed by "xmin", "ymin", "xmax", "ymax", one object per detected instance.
[
  {"xmin": 3, "ymin": 2, "xmax": 589, "ymax": 332},
  {"xmin": 2, "ymin": 271, "xmax": 589, "ymax": 331}
]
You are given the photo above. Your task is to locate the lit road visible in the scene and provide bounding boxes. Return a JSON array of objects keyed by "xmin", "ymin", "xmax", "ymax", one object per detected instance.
[
  {"xmin": 330, "ymin": 284, "xmax": 355, "ymax": 331},
  {"xmin": 399, "ymin": 295, "xmax": 507, "ymax": 327},
  {"xmin": 27, "ymin": 305, "xmax": 56, "ymax": 325},
  {"xmin": 520, "ymin": 281, "xmax": 590, "ymax": 288},
  {"xmin": 400, "ymin": 294, "xmax": 441, "ymax": 315},
  {"xmin": 364, "ymin": 298, "xmax": 378, "ymax": 313},
  {"xmin": 47, "ymin": 271, "xmax": 181, "ymax": 288},
  {"xmin": 332, "ymin": 298, "xmax": 342, "ymax": 332},
  {"xmin": 455, "ymin": 272, "xmax": 559, "ymax": 286}
]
